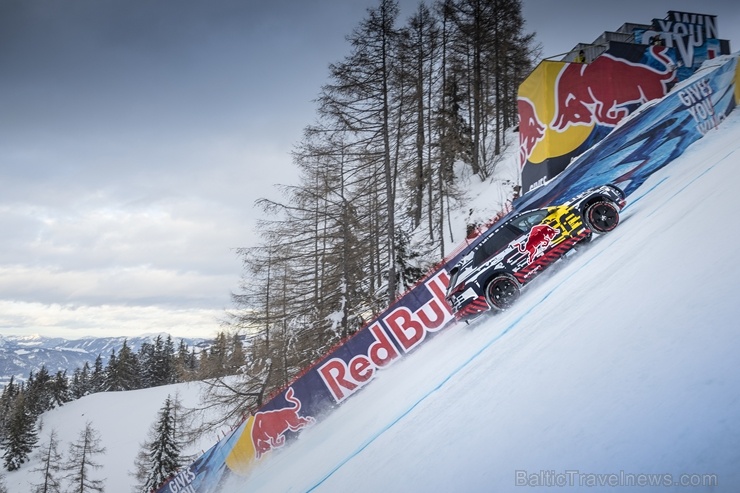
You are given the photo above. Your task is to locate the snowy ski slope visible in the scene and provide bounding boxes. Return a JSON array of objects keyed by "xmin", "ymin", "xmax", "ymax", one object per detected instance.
[{"xmin": 222, "ymin": 111, "xmax": 740, "ymax": 492}]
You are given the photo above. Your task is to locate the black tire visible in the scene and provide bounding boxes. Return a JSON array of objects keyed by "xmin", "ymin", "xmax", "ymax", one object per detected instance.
[
  {"xmin": 485, "ymin": 275, "xmax": 520, "ymax": 311},
  {"xmin": 584, "ymin": 201, "xmax": 619, "ymax": 233}
]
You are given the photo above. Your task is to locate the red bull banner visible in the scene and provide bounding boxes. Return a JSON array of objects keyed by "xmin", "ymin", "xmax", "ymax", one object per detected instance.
[
  {"xmin": 157, "ymin": 52, "xmax": 740, "ymax": 493},
  {"xmin": 515, "ymin": 53, "xmax": 739, "ymax": 213},
  {"xmin": 519, "ymin": 10, "xmax": 733, "ymax": 195},
  {"xmin": 157, "ymin": 270, "xmax": 458, "ymax": 493},
  {"xmin": 519, "ymin": 42, "xmax": 679, "ymax": 194}
]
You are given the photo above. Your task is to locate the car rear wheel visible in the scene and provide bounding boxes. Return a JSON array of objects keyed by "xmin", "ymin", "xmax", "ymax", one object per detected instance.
[
  {"xmin": 486, "ymin": 275, "xmax": 520, "ymax": 311},
  {"xmin": 584, "ymin": 201, "xmax": 619, "ymax": 233}
]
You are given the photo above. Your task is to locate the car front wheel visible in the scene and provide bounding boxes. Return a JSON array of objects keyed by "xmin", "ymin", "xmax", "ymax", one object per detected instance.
[
  {"xmin": 486, "ymin": 275, "xmax": 520, "ymax": 311},
  {"xmin": 585, "ymin": 201, "xmax": 620, "ymax": 233}
]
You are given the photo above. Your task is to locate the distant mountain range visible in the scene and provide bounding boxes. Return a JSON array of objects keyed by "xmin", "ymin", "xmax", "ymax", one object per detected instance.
[{"xmin": 0, "ymin": 334, "xmax": 208, "ymax": 388}]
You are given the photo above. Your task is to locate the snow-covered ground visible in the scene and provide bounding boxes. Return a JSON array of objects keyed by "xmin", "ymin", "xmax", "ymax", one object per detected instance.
[
  {"xmin": 5, "ymin": 112, "xmax": 740, "ymax": 493},
  {"xmin": 2, "ymin": 381, "xmax": 229, "ymax": 493},
  {"xmin": 220, "ymin": 111, "xmax": 740, "ymax": 492}
]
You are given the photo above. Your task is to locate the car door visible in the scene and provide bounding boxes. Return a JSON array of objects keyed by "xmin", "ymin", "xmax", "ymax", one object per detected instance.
[{"xmin": 506, "ymin": 209, "xmax": 561, "ymax": 266}]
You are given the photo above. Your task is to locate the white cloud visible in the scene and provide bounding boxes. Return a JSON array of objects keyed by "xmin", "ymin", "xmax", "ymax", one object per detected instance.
[
  {"xmin": 0, "ymin": 300, "xmax": 223, "ymax": 339},
  {"xmin": 0, "ymin": 262, "xmax": 236, "ymax": 307}
]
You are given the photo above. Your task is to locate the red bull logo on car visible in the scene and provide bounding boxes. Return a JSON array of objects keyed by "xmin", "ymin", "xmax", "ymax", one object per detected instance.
[{"xmin": 516, "ymin": 224, "xmax": 559, "ymax": 263}]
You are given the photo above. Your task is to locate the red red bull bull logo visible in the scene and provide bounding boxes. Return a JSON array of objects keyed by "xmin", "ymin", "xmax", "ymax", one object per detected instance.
[
  {"xmin": 519, "ymin": 44, "xmax": 680, "ymax": 193},
  {"xmin": 551, "ymin": 46, "xmax": 675, "ymax": 131},
  {"xmin": 516, "ymin": 224, "xmax": 559, "ymax": 263},
  {"xmin": 251, "ymin": 387, "xmax": 315, "ymax": 459}
]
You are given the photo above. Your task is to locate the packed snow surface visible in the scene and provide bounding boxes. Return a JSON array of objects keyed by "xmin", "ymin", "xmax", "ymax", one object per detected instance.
[
  {"xmin": 5, "ymin": 114, "xmax": 740, "ymax": 493},
  {"xmin": 223, "ymin": 112, "xmax": 740, "ymax": 492}
]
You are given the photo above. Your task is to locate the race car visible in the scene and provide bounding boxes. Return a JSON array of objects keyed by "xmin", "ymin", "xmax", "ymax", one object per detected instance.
[{"xmin": 445, "ymin": 184, "xmax": 626, "ymax": 322}]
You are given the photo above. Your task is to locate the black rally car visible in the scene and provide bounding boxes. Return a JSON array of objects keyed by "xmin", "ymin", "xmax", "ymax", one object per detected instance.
[{"xmin": 445, "ymin": 184, "xmax": 626, "ymax": 322}]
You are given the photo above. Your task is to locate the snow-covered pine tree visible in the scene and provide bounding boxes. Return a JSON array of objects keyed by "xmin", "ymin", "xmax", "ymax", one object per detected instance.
[
  {"xmin": 102, "ymin": 349, "xmax": 118, "ymax": 392},
  {"xmin": 1, "ymin": 392, "xmax": 38, "ymax": 471},
  {"xmin": 117, "ymin": 340, "xmax": 141, "ymax": 391},
  {"xmin": 30, "ymin": 429, "xmax": 64, "ymax": 493},
  {"xmin": 50, "ymin": 371, "xmax": 70, "ymax": 409},
  {"xmin": 132, "ymin": 395, "xmax": 182, "ymax": 492},
  {"xmin": 0, "ymin": 377, "xmax": 19, "ymax": 444},
  {"xmin": 90, "ymin": 355, "xmax": 105, "ymax": 394},
  {"xmin": 137, "ymin": 341, "xmax": 155, "ymax": 388},
  {"xmin": 64, "ymin": 422, "xmax": 106, "ymax": 493},
  {"xmin": 70, "ymin": 363, "xmax": 90, "ymax": 400},
  {"xmin": 26, "ymin": 366, "xmax": 57, "ymax": 417},
  {"xmin": 162, "ymin": 335, "xmax": 176, "ymax": 385},
  {"xmin": 104, "ymin": 341, "xmax": 141, "ymax": 391},
  {"xmin": 140, "ymin": 335, "xmax": 177, "ymax": 388}
]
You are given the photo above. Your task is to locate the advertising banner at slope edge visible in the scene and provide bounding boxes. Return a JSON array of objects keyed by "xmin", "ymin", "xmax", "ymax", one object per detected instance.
[
  {"xmin": 157, "ymin": 52, "xmax": 739, "ymax": 493},
  {"xmin": 158, "ymin": 267, "xmax": 461, "ymax": 493},
  {"xmin": 514, "ymin": 54, "xmax": 738, "ymax": 213},
  {"xmin": 519, "ymin": 42, "xmax": 680, "ymax": 194}
]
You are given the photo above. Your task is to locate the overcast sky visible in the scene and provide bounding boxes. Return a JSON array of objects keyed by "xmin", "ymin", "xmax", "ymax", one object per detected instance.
[{"xmin": 1, "ymin": 0, "xmax": 738, "ymax": 340}]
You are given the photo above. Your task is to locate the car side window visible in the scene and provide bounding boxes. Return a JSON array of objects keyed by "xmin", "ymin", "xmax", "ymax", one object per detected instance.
[
  {"xmin": 473, "ymin": 225, "xmax": 522, "ymax": 266},
  {"xmin": 510, "ymin": 210, "xmax": 548, "ymax": 232}
]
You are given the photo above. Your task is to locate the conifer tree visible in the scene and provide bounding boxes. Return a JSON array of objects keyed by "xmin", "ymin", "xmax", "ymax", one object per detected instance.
[
  {"xmin": 138, "ymin": 341, "xmax": 155, "ymax": 388},
  {"xmin": 116, "ymin": 340, "xmax": 141, "ymax": 390},
  {"xmin": 1, "ymin": 392, "xmax": 38, "ymax": 471},
  {"xmin": 0, "ymin": 377, "xmax": 18, "ymax": 443},
  {"xmin": 227, "ymin": 333, "xmax": 246, "ymax": 375},
  {"xmin": 30, "ymin": 429, "xmax": 64, "ymax": 493},
  {"xmin": 102, "ymin": 349, "xmax": 118, "ymax": 392},
  {"xmin": 132, "ymin": 396, "xmax": 182, "ymax": 492},
  {"xmin": 142, "ymin": 335, "xmax": 177, "ymax": 387},
  {"xmin": 199, "ymin": 332, "xmax": 229, "ymax": 379},
  {"xmin": 89, "ymin": 356, "xmax": 104, "ymax": 394},
  {"xmin": 70, "ymin": 363, "xmax": 91, "ymax": 400},
  {"xmin": 50, "ymin": 371, "xmax": 70, "ymax": 409},
  {"xmin": 162, "ymin": 335, "xmax": 176, "ymax": 385},
  {"xmin": 174, "ymin": 339, "xmax": 195, "ymax": 382},
  {"xmin": 64, "ymin": 422, "xmax": 105, "ymax": 493},
  {"xmin": 104, "ymin": 341, "xmax": 140, "ymax": 391},
  {"xmin": 26, "ymin": 367, "xmax": 54, "ymax": 417}
]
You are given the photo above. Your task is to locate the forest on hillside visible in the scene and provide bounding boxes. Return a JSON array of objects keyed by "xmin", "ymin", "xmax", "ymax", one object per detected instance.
[{"xmin": 227, "ymin": 0, "xmax": 538, "ymax": 418}]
